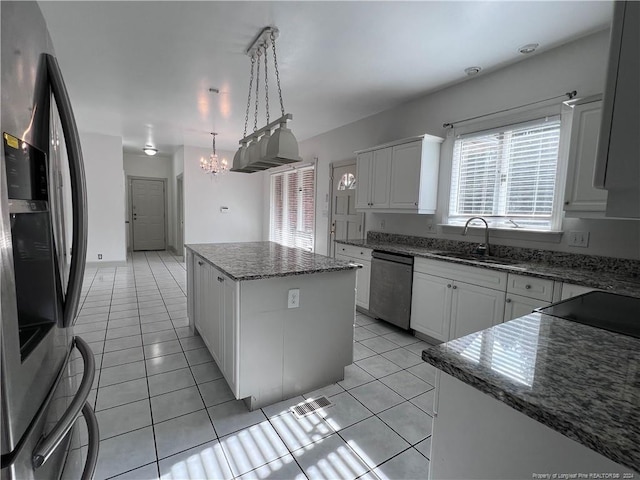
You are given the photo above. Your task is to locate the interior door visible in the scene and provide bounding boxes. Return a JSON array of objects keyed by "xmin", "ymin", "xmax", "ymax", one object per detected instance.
[
  {"xmin": 329, "ymin": 163, "xmax": 364, "ymax": 257},
  {"xmin": 131, "ymin": 178, "xmax": 165, "ymax": 251}
]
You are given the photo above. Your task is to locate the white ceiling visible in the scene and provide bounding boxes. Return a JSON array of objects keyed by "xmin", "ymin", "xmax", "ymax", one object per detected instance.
[{"xmin": 39, "ymin": 1, "xmax": 613, "ymax": 156}]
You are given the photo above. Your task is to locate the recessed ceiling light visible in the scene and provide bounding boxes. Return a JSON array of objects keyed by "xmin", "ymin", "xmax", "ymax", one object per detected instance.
[
  {"xmin": 464, "ymin": 66, "xmax": 482, "ymax": 76},
  {"xmin": 143, "ymin": 145, "xmax": 158, "ymax": 156},
  {"xmin": 518, "ymin": 43, "xmax": 539, "ymax": 55}
]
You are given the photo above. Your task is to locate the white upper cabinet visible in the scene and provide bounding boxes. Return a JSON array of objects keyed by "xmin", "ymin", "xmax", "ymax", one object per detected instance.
[
  {"xmin": 370, "ymin": 147, "xmax": 392, "ymax": 208},
  {"xmin": 564, "ymin": 97, "xmax": 608, "ymax": 216},
  {"xmin": 594, "ymin": 1, "xmax": 640, "ymax": 218},
  {"xmin": 355, "ymin": 147, "xmax": 391, "ymax": 209},
  {"xmin": 355, "ymin": 150, "xmax": 373, "ymax": 210},
  {"xmin": 355, "ymin": 135, "xmax": 443, "ymax": 213}
]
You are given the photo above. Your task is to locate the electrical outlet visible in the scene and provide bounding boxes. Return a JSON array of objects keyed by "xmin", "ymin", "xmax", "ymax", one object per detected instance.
[
  {"xmin": 287, "ymin": 289, "xmax": 300, "ymax": 309},
  {"xmin": 426, "ymin": 219, "xmax": 435, "ymax": 232},
  {"xmin": 379, "ymin": 220, "xmax": 386, "ymax": 231},
  {"xmin": 98, "ymin": 254, "xmax": 103, "ymax": 260},
  {"xmin": 568, "ymin": 231, "xmax": 589, "ymax": 248}
]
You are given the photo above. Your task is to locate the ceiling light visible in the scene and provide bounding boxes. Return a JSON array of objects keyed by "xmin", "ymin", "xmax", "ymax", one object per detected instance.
[
  {"xmin": 143, "ymin": 145, "xmax": 158, "ymax": 156},
  {"xmin": 518, "ymin": 43, "xmax": 539, "ymax": 55},
  {"xmin": 232, "ymin": 26, "xmax": 301, "ymax": 173},
  {"xmin": 464, "ymin": 66, "xmax": 482, "ymax": 76},
  {"xmin": 200, "ymin": 132, "xmax": 229, "ymax": 176}
]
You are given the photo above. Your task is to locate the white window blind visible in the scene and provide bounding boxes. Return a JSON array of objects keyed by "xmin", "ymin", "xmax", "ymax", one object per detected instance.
[
  {"xmin": 449, "ymin": 117, "xmax": 561, "ymax": 230},
  {"xmin": 270, "ymin": 166, "xmax": 315, "ymax": 251}
]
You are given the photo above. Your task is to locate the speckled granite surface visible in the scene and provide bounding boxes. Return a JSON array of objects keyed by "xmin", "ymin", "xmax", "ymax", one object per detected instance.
[
  {"xmin": 336, "ymin": 233, "xmax": 640, "ymax": 298},
  {"xmin": 186, "ymin": 242, "xmax": 357, "ymax": 281},
  {"xmin": 422, "ymin": 312, "xmax": 640, "ymax": 472}
]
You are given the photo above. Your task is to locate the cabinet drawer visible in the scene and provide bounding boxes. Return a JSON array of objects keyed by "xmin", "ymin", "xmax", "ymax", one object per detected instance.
[
  {"xmin": 507, "ymin": 274, "xmax": 554, "ymax": 302},
  {"xmin": 336, "ymin": 244, "xmax": 372, "ymax": 260},
  {"xmin": 414, "ymin": 257, "xmax": 507, "ymax": 291}
]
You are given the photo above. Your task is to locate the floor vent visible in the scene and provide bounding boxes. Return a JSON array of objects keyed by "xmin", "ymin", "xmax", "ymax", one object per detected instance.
[{"xmin": 290, "ymin": 396, "xmax": 333, "ymax": 418}]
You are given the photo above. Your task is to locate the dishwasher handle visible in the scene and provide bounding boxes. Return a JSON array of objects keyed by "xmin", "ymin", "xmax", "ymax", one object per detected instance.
[{"xmin": 371, "ymin": 251, "xmax": 414, "ymax": 265}]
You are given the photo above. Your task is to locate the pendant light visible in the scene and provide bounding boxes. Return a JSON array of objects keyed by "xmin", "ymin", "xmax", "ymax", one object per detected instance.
[{"xmin": 233, "ymin": 26, "xmax": 301, "ymax": 173}]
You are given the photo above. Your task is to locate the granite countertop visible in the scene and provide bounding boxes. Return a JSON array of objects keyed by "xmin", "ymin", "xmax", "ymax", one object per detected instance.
[
  {"xmin": 422, "ymin": 312, "xmax": 640, "ymax": 472},
  {"xmin": 186, "ymin": 242, "xmax": 358, "ymax": 281},
  {"xmin": 336, "ymin": 239, "xmax": 640, "ymax": 298}
]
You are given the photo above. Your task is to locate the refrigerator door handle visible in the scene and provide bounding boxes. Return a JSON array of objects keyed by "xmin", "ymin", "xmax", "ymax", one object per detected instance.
[
  {"xmin": 45, "ymin": 53, "xmax": 88, "ymax": 328},
  {"xmin": 32, "ymin": 336, "xmax": 95, "ymax": 469},
  {"xmin": 80, "ymin": 402, "xmax": 99, "ymax": 480}
]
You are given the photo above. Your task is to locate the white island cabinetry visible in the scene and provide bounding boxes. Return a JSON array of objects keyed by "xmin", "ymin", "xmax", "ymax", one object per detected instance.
[{"xmin": 186, "ymin": 243, "xmax": 356, "ymax": 410}]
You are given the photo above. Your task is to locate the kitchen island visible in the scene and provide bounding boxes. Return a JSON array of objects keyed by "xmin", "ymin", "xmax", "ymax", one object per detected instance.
[
  {"xmin": 422, "ymin": 310, "xmax": 639, "ymax": 479},
  {"xmin": 186, "ymin": 242, "xmax": 358, "ymax": 410}
]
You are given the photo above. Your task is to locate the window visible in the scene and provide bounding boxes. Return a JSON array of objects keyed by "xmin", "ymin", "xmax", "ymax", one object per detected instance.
[
  {"xmin": 448, "ymin": 117, "xmax": 562, "ymax": 230},
  {"xmin": 270, "ymin": 166, "xmax": 315, "ymax": 251},
  {"xmin": 337, "ymin": 173, "xmax": 356, "ymax": 191}
]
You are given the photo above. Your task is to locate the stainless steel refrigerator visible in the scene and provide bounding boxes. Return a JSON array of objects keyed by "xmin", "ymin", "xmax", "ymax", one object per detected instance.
[{"xmin": 1, "ymin": 2, "xmax": 98, "ymax": 479}]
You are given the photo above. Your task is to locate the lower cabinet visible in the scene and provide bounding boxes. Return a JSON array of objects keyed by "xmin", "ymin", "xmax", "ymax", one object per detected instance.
[
  {"xmin": 411, "ymin": 273, "xmax": 452, "ymax": 342},
  {"xmin": 503, "ymin": 294, "xmax": 549, "ymax": 322},
  {"xmin": 450, "ymin": 282, "xmax": 505, "ymax": 340},
  {"xmin": 561, "ymin": 283, "xmax": 596, "ymax": 300},
  {"xmin": 335, "ymin": 245, "xmax": 372, "ymax": 310},
  {"xmin": 411, "ymin": 259, "xmax": 506, "ymax": 342}
]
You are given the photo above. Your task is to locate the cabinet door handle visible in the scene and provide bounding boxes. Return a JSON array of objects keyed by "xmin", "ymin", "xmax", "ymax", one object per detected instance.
[
  {"xmin": 198, "ymin": 261, "xmax": 204, "ymax": 266},
  {"xmin": 506, "ymin": 298, "xmax": 512, "ymax": 303},
  {"xmin": 525, "ymin": 284, "xmax": 531, "ymax": 290},
  {"xmin": 414, "ymin": 202, "xmax": 418, "ymax": 206},
  {"xmin": 447, "ymin": 284, "xmax": 452, "ymax": 288},
  {"xmin": 452, "ymin": 285, "xmax": 457, "ymax": 290}
]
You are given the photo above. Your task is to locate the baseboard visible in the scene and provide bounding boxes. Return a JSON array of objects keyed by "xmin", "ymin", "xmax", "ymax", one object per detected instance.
[
  {"xmin": 167, "ymin": 245, "xmax": 178, "ymax": 255},
  {"xmin": 86, "ymin": 260, "xmax": 128, "ymax": 268}
]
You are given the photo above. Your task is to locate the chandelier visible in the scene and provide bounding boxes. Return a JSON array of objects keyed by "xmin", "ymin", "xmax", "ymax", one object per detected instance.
[
  {"xmin": 200, "ymin": 132, "xmax": 229, "ymax": 175},
  {"xmin": 231, "ymin": 26, "xmax": 301, "ymax": 173}
]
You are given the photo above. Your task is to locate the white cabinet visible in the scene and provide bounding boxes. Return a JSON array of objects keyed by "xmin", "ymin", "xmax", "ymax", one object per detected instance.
[
  {"xmin": 411, "ymin": 258, "xmax": 506, "ymax": 341},
  {"xmin": 335, "ymin": 244, "xmax": 372, "ymax": 310},
  {"xmin": 503, "ymin": 273, "xmax": 555, "ymax": 322},
  {"xmin": 189, "ymin": 253, "xmax": 237, "ymax": 392},
  {"xmin": 564, "ymin": 98, "xmax": 607, "ymax": 216},
  {"xmin": 504, "ymin": 294, "xmax": 549, "ymax": 322},
  {"xmin": 355, "ymin": 135, "xmax": 442, "ymax": 214},
  {"xmin": 450, "ymin": 282, "xmax": 505, "ymax": 340},
  {"xmin": 355, "ymin": 148, "xmax": 391, "ymax": 209},
  {"xmin": 561, "ymin": 283, "xmax": 597, "ymax": 300},
  {"xmin": 411, "ymin": 273, "xmax": 452, "ymax": 342},
  {"xmin": 594, "ymin": 1, "xmax": 640, "ymax": 218}
]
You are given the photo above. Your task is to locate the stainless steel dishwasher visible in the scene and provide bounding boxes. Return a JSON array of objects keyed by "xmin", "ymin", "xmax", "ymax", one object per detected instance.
[{"xmin": 369, "ymin": 251, "xmax": 414, "ymax": 329}]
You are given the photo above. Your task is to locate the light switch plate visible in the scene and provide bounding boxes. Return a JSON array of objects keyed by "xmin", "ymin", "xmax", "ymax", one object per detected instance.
[
  {"xmin": 568, "ymin": 231, "xmax": 589, "ymax": 247},
  {"xmin": 288, "ymin": 288, "xmax": 300, "ymax": 308}
]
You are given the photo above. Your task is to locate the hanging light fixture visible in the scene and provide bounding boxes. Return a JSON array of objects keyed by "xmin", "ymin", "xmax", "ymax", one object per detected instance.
[
  {"xmin": 231, "ymin": 26, "xmax": 301, "ymax": 173},
  {"xmin": 200, "ymin": 132, "xmax": 229, "ymax": 176},
  {"xmin": 143, "ymin": 145, "xmax": 158, "ymax": 156}
]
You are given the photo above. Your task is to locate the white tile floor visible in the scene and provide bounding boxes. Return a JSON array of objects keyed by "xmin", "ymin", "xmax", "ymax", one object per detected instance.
[{"xmin": 71, "ymin": 251, "xmax": 435, "ymax": 480}]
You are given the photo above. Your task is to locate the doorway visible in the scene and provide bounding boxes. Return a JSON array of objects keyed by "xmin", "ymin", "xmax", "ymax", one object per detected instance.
[
  {"xmin": 129, "ymin": 177, "xmax": 167, "ymax": 251},
  {"xmin": 176, "ymin": 174, "xmax": 184, "ymax": 257},
  {"xmin": 328, "ymin": 160, "xmax": 364, "ymax": 257}
]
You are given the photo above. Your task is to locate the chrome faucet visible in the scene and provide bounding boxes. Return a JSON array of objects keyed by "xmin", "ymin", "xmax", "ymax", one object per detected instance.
[{"xmin": 462, "ymin": 217, "xmax": 490, "ymax": 256}]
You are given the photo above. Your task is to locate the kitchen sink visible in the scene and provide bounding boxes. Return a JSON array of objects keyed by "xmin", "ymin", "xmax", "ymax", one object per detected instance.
[{"xmin": 430, "ymin": 251, "xmax": 526, "ymax": 267}]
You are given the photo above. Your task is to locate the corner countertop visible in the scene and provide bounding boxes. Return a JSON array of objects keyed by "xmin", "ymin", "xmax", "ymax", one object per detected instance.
[
  {"xmin": 422, "ymin": 313, "xmax": 640, "ymax": 472},
  {"xmin": 335, "ymin": 239, "xmax": 640, "ymax": 298},
  {"xmin": 186, "ymin": 242, "xmax": 358, "ymax": 281}
]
